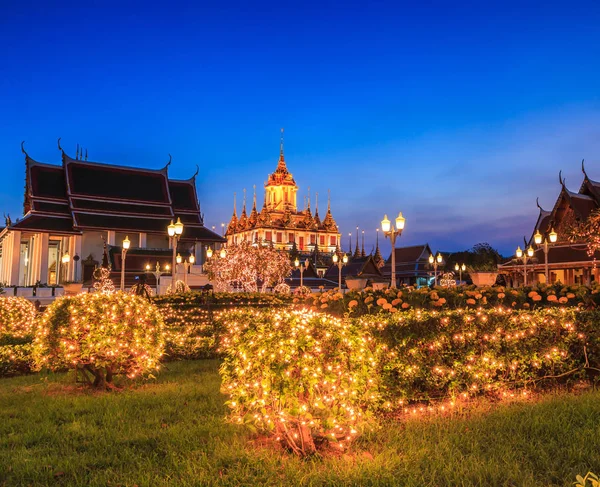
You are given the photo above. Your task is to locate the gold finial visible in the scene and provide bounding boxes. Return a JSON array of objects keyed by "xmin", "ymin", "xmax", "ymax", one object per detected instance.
[
  {"xmin": 315, "ymin": 192, "xmax": 319, "ymax": 213},
  {"xmin": 327, "ymin": 189, "xmax": 331, "ymax": 211},
  {"xmin": 243, "ymin": 188, "xmax": 246, "ymax": 211},
  {"xmin": 253, "ymin": 184, "xmax": 257, "ymax": 207},
  {"xmin": 280, "ymin": 127, "xmax": 284, "ymax": 155},
  {"xmin": 233, "ymin": 192, "xmax": 237, "ymax": 216}
]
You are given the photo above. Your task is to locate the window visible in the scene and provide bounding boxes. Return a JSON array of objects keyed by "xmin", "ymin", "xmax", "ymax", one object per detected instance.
[
  {"xmin": 276, "ymin": 232, "xmax": 282, "ymax": 243},
  {"xmin": 310, "ymin": 235, "xmax": 316, "ymax": 244},
  {"xmin": 320, "ymin": 235, "xmax": 325, "ymax": 246},
  {"xmin": 289, "ymin": 233, "xmax": 294, "ymax": 243},
  {"xmin": 266, "ymin": 231, "xmax": 272, "ymax": 242},
  {"xmin": 330, "ymin": 236, "xmax": 336, "ymax": 246},
  {"xmin": 299, "ymin": 237, "xmax": 304, "ymax": 250}
]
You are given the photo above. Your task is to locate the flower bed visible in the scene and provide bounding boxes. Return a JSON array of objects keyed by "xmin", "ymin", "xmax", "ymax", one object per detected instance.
[{"xmin": 302, "ymin": 283, "xmax": 598, "ymax": 315}]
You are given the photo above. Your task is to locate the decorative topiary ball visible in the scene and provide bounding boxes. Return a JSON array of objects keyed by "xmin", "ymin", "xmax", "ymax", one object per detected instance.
[
  {"xmin": 0, "ymin": 297, "xmax": 37, "ymax": 338},
  {"xmin": 33, "ymin": 292, "xmax": 165, "ymax": 388},
  {"xmin": 219, "ymin": 308, "xmax": 380, "ymax": 456}
]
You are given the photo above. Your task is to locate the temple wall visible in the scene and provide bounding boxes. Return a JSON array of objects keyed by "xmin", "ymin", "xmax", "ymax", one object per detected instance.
[{"xmin": 81, "ymin": 231, "xmax": 106, "ymax": 262}]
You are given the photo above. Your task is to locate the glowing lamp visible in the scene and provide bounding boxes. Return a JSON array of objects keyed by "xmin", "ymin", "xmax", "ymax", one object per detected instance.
[
  {"xmin": 123, "ymin": 236, "xmax": 130, "ymax": 250},
  {"xmin": 333, "ymin": 253, "xmax": 339, "ymax": 264},
  {"xmin": 342, "ymin": 253, "xmax": 348, "ymax": 264},
  {"xmin": 189, "ymin": 254, "xmax": 195, "ymax": 264},
  {"xmin": 145, "ymin": 264, "xmax": 151, "ymax": 271},
  {"xmin": 220, "ymin": 248, "xmax": 227, "ymax": 259},
  {"xmin": 304, "ymin": 258, "xmax": 309, "ymax": 268},
  {"xmin": 395, "ymin": 212, "xmax": 406, "ymax": 231},
  {"xmin": 527, "ymin": 246, "xmax": 534, "ymax": 258},
  {"xmin": 534, "ymin": 230, "xmax": 542, "ymax": 245},
  {"xmin": 455, "ymin": 263, "xmax": 459, "ymax": 271},
  {"xmin": 461, "ymin": 263, "xmax": 466, "ymax": 271},
  {"xmin": 294, "ymin": 258, "xmax": 300, "ymax": 268},
  {"xmin": 429, "ymin": 254, "xmax": 434, "ymax": 264},
  {"xmin": 174, "ymin": 217, "xmax": 184, "ymax": 236},
  {"xmin": 206, "ymin": 247, "xmax": 213, "ymax": 259},
  {"xmin": 549, "ymin": 228, "xmax": 558, "ymax": 243},
  {"xmin": 381, "ymin": 215, "xmax": 391, "ymax": 233},
  {"xmin": 515, "ymin": 246, "xmax": 523, "ymax": 258},
  {"xmin": 176, "ymin": 253, "xmax": 182, "ymax": 264},
  {"xmin": 61, "ymin": 252, "xmax": 70, "ymax": 264},
  {"xmin": 167, "ymin": 220, "xmax": 176, "ymax": 237},
  {"xmin": 165, "ymin": 264, "xmax": 170, "ymax": 271},
  {"xmin": 436, "ymin": 253, "xmax": 443, "ymax": 264}
]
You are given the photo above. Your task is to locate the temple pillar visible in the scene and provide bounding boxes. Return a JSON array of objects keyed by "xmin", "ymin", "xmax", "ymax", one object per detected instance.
[
  {"xmin": 31, "ymin": 234, "xmax": 43, "ymax": 284},
  {"xmin": 139, "ymin": 232, "xmax": 147, "ymax": 248},
  {"xmin": 73, "ymin": 235, "xmax": 82, "ymax": 281},
  {"xmin": 39, "ymin": 233, "xmax": 49, "ymax": 284},
  {"xmin": 107, "ymin": 230, "xmax": 116, "ymax": 246},
  {"xmin": 9, "ymin": 231, "xmax": 21, "ymax": 286}
]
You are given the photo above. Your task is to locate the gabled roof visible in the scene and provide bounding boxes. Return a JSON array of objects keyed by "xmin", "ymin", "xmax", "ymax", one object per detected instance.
[
  {"xmin": 12, "ymin": 144, "xmax": 224, "ymax": 242},
  {"xmin": 324, "ymin": 255, "xmax": 383, "ymax": 280},
  {"xmin": 63, "ymin": 153, "xmax": 172, "ymax": 205}
]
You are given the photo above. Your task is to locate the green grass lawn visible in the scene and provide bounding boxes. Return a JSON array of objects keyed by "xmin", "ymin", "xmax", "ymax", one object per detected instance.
[{"xmin": 1, "ymin": 361, "xmax": 599, "ymax": 487}]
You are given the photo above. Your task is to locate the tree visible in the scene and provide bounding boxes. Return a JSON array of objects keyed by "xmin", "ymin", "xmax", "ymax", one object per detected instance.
[
  {"xmin": 33, "ymin": 292, "xmax": 165, "ymax": 389},
  {"xmin": 204, "ymin": 241, "xmax": 292, "ymax": 292},
  {"xmin": 568, "ymin": 209, "xmax": 600, "ymax": 256}
]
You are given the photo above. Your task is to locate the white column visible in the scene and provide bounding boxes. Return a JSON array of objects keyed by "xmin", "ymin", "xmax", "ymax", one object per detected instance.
[
  {"xmin": 107, "ymin": 230, "xmax": 116, "ymax": 246},
  {"xmin": 39, "ymin": 233, "xmax": 49, "ymax": 284},
  {"xmin": 139, "ymin": 232, "xmax": 147, "ymax": 248},
  {"xmin": 29, "ymin": 235, "xmax": 40, "ymax": 284},
  {"xmin": 9, "ymin": 231, "xmax": 21, "ymax": 286},
  {"xmin": 73, "ymin": 235, "xmax": 82, "ymax": 282}
]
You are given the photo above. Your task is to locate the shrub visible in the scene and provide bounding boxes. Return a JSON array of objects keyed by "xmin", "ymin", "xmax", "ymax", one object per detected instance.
[
  {"xmin": 219, "ymin": 308, "xmax": 380, "ymax": 456},
  {"xmin": 0, "ymin": 297, "xmax": 37, "ymax": 338},
  {"xmin": 33, "ymin": 292, "xmax": 166, "ymax": 388},
  {"xmin": 0, "ymin": 343, "xmax": 33, "ymax": 376},
  {"xmin": 361, "ymin": 307, "xmax": 594, "ymax": 404}
]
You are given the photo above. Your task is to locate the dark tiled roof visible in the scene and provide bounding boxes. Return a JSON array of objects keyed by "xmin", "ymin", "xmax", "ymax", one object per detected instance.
[
  {"xmin": 73, "ymin": 212, "xmax": 170, "ymax": 232},
  {"xmin": 567, "ymin": 192, "xmax": 597, "ymax": 220},
  {"xmin": 387, "ymin": 244, "xmax": 431, "ymax": 263},
  {"xmin": 71, "ymin": 198, "xmax": 174, "ymax": 216},
  {"xmin": 10, "ymin": 213, "xmax": 78, "ymax": 234},
  {"xmin": 65, "ymin": 157, "xmax": 171, "ymax": 204},
  {"xmin": 29, "ymin": 162, "xmax": 68, "ymax": 201},
  {"xmin": 169, "ymin": 180, "xmax": 199, "ymax": 212},
  {"xmin": 31, "ymin": 201, "xmax": 71, "ymax": 215}
]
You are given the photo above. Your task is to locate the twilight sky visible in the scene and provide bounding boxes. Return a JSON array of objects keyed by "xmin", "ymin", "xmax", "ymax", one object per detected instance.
[{"xmin": 1, "ymin": 1, "xmax": 599, "ymax": 257}]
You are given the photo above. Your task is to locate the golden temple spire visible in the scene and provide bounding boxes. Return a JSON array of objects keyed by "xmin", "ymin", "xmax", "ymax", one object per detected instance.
[
  {"xmin": 253, "ymin": 184, "xmax": 257, "ymax": 209},
  {"xmin": 280, "ymin": 127, "xmax": 284, "ymax": 156},
  {"xmin": 327, "ymin": 189, "xmax": 331, "ymax": 211},
  {"xmin": 233, "ymin": 192, "xmax": 237, "ymax": 217},
  {"xmin": 242, "ymin": 188, "xmax": 246, "ymax": 213}
]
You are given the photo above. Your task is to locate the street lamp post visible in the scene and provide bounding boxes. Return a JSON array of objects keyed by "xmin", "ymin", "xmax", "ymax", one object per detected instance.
[
  {"xmin": 429, "ymin": 252, "xmax": 443, "ymax": 286},
  {"xmin": 381, "ymin": 212, "xmax": 406, "ymax": 288},
  {"xmin": 146, "ymin": 261, "xmax": 164, "ymax": 295},
  {"xmin": 454, "ymin": 262, "xmax": 466, "ymax": 284},
  {"xmin": 120, "ymin": 235, "xmax": 130, "ymax": 291},
  {"xmin": 332, "ymin": 253, "xmax": 349, "ymax": 291},
  {"xmin": 182, "ymin": 254, "xmax": 195, "ymax": 287},
  {"xmin": 294, "ymin": 257, "xmax": 309, "ymax": 288},
  {"xmin": 534, "ymin": 228, "xmax": 558, "ymax": 284},
  {"xmin": 515, "ymin": 244, "xmax": 535, "ymax": 286},
  {"xmin": 167, "ymin": 218, "xmax": 184, "ymax": 288}
]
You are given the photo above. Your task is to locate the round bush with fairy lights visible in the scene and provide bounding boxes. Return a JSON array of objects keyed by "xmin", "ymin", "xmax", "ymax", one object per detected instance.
[
  {"xmin": 33, "ymin": 292, "xmax": 166, "ymax": 389},
  {"xmin": 0, "ymin": 296, "xmax": 37, "ymax": 338},
  {"xmin": 219, "ymin": 308, "xmax": 380, "ymax": 456}
]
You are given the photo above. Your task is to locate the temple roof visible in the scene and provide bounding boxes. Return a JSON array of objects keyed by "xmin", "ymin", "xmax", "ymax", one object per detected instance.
[{"xmin": 13, "ymin": 145, "xmax": 223, "ymax": 242}]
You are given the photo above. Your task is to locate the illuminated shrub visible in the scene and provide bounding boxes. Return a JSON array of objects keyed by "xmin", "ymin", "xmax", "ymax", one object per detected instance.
[
  {"xmin": 0, "ymin": 297, "xmax": 37, "ymax": 338},
  {"xmin": 33, "ymin": 292, "xmax": 165, "ymax": 388},
  {"xmin": 219, "ymin": 309, "xmax": 380, "ymax": 456},
  {"xmin": 166, "ymin": 280, "xmax": 190, "ymax": 294},
  {"xmin": 362, "ymin": 307, "xmax": 593, "ymax": 406}
]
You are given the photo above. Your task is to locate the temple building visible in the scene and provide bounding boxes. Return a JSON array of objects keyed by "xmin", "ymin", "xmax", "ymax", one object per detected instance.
[
  {"xmin": 498, "ymin": 161, "xmax": 600, "ymax": 286},
  {"xmin": 0, "ymin": 141, "xmax": 224, "ymax": 289},
  {"xmin": 225, "ymin": 133, "xmax": 341, "ymax": 253}
]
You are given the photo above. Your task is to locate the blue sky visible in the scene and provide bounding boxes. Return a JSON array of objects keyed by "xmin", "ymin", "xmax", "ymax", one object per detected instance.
[{"xmin": 1, "ymin": 1, "xmax": 599, "ymax": 256}]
